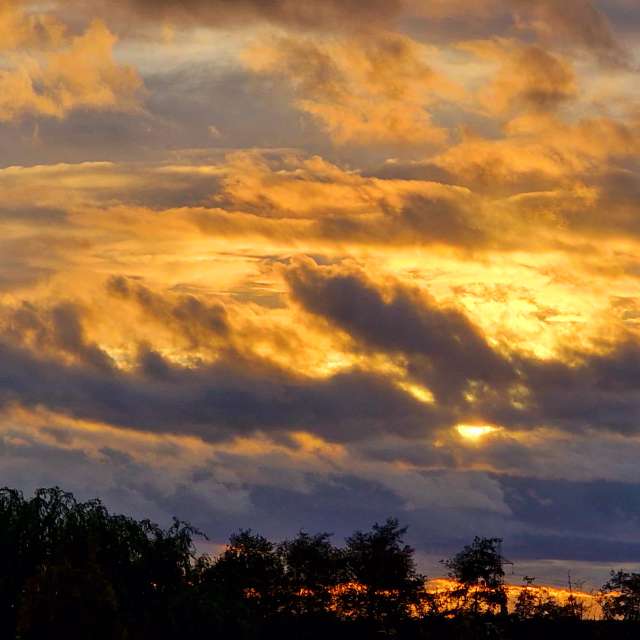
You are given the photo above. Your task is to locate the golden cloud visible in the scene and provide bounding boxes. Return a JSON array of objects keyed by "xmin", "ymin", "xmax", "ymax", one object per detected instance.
[
  {"xmin": 0, "ymin": 5, "xmax": 142, "ymax": 121},
  {"xmin": 244, "ymin": 32, "xmax": 459, "ymax": 146}
]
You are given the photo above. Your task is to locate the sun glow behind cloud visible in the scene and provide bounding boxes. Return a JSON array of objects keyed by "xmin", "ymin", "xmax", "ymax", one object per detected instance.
[{"xmin": 456, "ymin": 425, "xmax": 500, "ymax": 441}]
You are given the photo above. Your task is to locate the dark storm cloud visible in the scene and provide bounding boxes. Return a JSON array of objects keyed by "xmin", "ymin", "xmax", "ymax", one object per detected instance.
[
  {"xmin": 285, "ymin": 259, "xmax": 640, "ymax": 435},
  {"xmin": 509, "ymin": 532, "xmax": 640, "ymax": 563},
  {"xmin": 246, "ymin": 476, "xmax": 406, "ymax": 542},
  {"xmin": 0, "ymin": 338, "xmax": 447, "ymax": 443},
  {"xmin": 0, "ymin": 435, "xmax": 102, "ymax": 498},
  {"xmin": 502, "ymin": 473, "xmax": 640, "ymax": 563},
  {"xmin": 285, "ymin": 258, "xmax": 515, "ymax": 403},
  {"xmin": 145, "ymin": 67, "xmax": 326, "ymax": 162},
  {"xmin": 352, "ymin": 437, "xmax": 456, "ymax": 468},
  {"xmin": 500, "ymin": 475, "xmax": 640, "ymax": 539},
  {"xmin": 0, "ymin": 264, "xmax": 52, "ymax": 293},
  {"xmin": 237, "ymin": 470, "xmax": 512, "ymax": 555},
  {"xmin": 599, "ymin": 0, "xmax": 640, "ymax": 37},
  {"xmin": 475, "ymin": 341, "xmax": 640, "ymax": 434},
  {"xmin": 365, "ymin": 157, "xmax": 565, "ymax": 199}
]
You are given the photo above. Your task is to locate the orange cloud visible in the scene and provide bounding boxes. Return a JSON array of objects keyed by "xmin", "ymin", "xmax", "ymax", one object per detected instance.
[
  {"xmin": 433, "ymin": 113, "xmax": 639, "ymax": 194},
  {"xmin": 0, "ymin": 9, "xmax": 142, "ymax": 121},
  {"xmin": 512, "ymin": 0, "xmax": 629, "ymax": 67},
  {"xmin": 462, "ymin": 40, "xmax": 577, "ymax": 116},
  {"xmin": 244, "ymin": 32, "xmax": 458, "ymax": 146},
  {"xmin": 52, "ymin": 0, "xmax": 403, "ymax": 32},
  {"xmin": 0, "ymin": 0, "xmax": 68, "ymax": 51}
]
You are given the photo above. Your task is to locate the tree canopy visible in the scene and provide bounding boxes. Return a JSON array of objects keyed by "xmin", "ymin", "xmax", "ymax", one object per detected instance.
[{"xmin": 0, "ymin": 486, "xmax": 636, "ymax": 639}]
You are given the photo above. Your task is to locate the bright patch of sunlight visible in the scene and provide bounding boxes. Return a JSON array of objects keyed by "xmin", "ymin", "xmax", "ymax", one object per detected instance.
[{"xmin": 456, "ymin": 424, "xmax": 499, "ymax": 441}]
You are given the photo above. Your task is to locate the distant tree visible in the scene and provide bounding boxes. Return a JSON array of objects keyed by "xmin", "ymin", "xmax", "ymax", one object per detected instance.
[
  {"xmin": 514, "ymin": 576, "xmax": 571, "ymax": 621},
  {"xmin": 444, "ymin": 537, "xmax": 508, "ymax": 616},
  {"xmin": 562, "ymin": 593, "xmax": 585, "ymax": 621},
  {"xmin": 207, "ymin": 529, "xmax": 285, "ymax": 620},
  {"xmin": 340, "ymin": 518, "xmax": 424, "ymax": 624},
  {"xmin": 599, "ymin": 571, "xmax": 640, "ymax": 622},
  {"xmin": 514, "ymin": 576, "xmax": 538, "ymax": 620},
  {"xmin": 278, "ymin": 531, "xmax": 343, "ymax": 616}
]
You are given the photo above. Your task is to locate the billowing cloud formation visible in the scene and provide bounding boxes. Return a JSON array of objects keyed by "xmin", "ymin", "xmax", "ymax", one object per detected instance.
[
  {"xmin": 0, "ymin": 4, "xmax": 142, "ymax": 121},
  {"xmin": 1, "ymin": 0, "xmax": 640, "ymax": 586},
  {"xmin": 285, "ymin": 258, "xmax": 514, "ymax": 402},
  {"xmin": 106, "ymin": 276, "xmax": 230, "ymax": 350},
  {"xmin": 244, "ymin": 32, "xmax": 455, "ymax": 145},
  {"xmin": 464, "ymin": 40, "xmax": 577, "ymax": 115}
]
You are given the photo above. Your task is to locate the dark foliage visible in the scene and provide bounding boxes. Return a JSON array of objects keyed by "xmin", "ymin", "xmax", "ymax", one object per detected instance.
[
  {"xmin": 0, "ymin": 487, "xmax": 200, "ymax": 640},
  {"xmin": 600, "ymin": 571, "xmax": 640, "ymax": 622},
  {"xmin": 278, "ymin": 531, "xmax": 344, "ymax": 616},
  {"xmin": 340, "ymin": 518, "xmax": 425, "ymax": 624},
  {"xmin": 443, "ymin": 536, "xmax": 508, "ymax": 616},
  {"xmin": 0, "ymin": 487, "xmax": 639, "ymax": 639}
]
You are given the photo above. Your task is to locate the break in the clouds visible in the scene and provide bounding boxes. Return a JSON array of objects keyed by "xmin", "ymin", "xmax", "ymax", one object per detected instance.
[{"xmin": 1, "ymin": 0, "xmax": 640, "ymax": 586}]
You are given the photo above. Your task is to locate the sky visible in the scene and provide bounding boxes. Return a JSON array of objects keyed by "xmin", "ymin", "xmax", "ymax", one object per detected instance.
[{"xmin": 1, "ymin": 0, "xmax": 640, "ymax": 588}]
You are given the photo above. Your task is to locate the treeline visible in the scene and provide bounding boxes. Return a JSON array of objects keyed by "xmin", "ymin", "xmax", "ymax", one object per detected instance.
[{"xmin": 1, "ymin": 488, "xmax": 639, "ymax": 639}]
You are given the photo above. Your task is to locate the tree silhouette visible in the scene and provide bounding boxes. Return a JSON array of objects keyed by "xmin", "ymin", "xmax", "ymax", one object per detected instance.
[
  {"xmin": 514, "ymin": 576, "xmax": 576, "ymax": 621},
  {"xmin": 0, "ymin": 485, "xmax": 638, "ymax": 638},
  {"xmin": 443, "ymin": 536, "xmax": 508, "ymax": 616},
  {"xmin": 205, "ymin": 529, "xmax": 285, "ymax": 621},
  {"xmin": 278, "ymin": 531, "xmax": 343, "ymax": 616},
  {"xmin": 0, "ymin": 487, "xmax": 201, "ymax": 639},
  {"xmin": 340, "ymin": 517, "xmax": 424, "ymax": 624},
  {"xmin": 16, "ymin": 562, "xmax": 119, "ymax": 640},
  {"xmin": 600, "ymin": 571, "xmax": 640, "ymax": 622}
]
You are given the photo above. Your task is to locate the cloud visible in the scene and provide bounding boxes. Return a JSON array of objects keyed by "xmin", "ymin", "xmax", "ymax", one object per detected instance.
[
  {"xmin": 285, "ymin": 258, "xmax": 515, "ymax": 403},
  {"xmin": 0, "ymin": 8, "xmax": 143, "ymax": 122},
  {"xmin": 106, "ymin": 276, "xmax": 230, "ymax": 349},
  {"xmin": 0, "ymin": 333, "xmax": 446, "ymax": 444},
  {"xmin": 283, "ymin": 258, "xmax": 640, "ymax": 438},
  {"xmin": 462, "ymin": 40, "xmax": 577, "ymax": 116},
  {"xmin": 512, "ymin": 0, "xmax": 631, "ymax": 67},
  {"xmin": 0, "ymin": 0, "xmax": 65, "ymax": 51},
  {"xmin": 202, "ymin": 151, "xmax": 488, "ymax": 249},
  {"xmin": 1, "ymin": 0, "xmax": 640, "ymax": 575},
  {"xmin": 2, "ymin": 301, "xmax": 114, "ymax": 370},
  {"xmin": 315, "ymin": 191, "xmax": 487, "ymax": 249},
  {"xmin": 244, "ymin": 32, "xmax": 455, "ymax": 146},
  {"xmin": 461, "ymin": 339, "xmax": 640, "ymax": 436},
  {"xmin": 44, "ymin": 0, "xmax": 633, "ymax": 70},
  {"xmin": 431, "ymin": 114, "xmax": 639, "ymax": 195},
  {"xmin": 408, "ymin": 0, "xmax": 630, "ymax": 66},
  {"xmin": 53, "ymin": 0, "xmax": 403, "ymax": 32}
]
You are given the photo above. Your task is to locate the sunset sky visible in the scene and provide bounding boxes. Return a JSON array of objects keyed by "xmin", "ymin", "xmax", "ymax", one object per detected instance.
[{"xmin": 2, "ymin": 0, "xmax": 640, "ymax": 587}]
